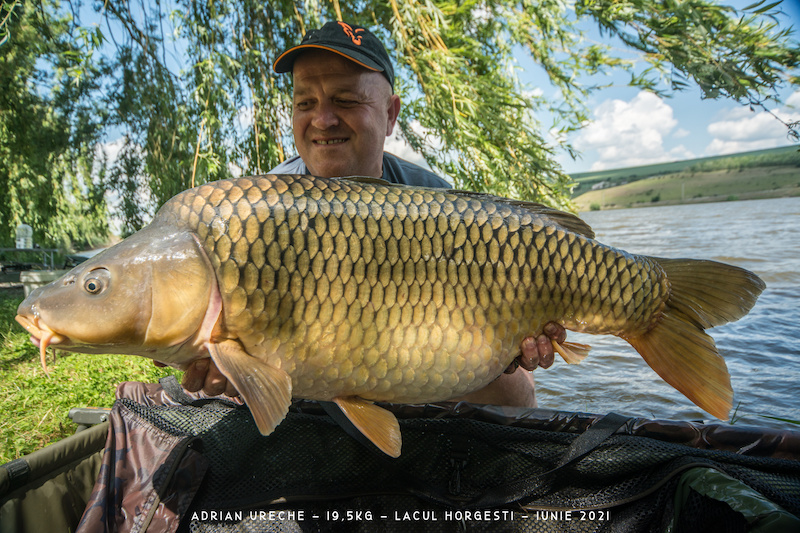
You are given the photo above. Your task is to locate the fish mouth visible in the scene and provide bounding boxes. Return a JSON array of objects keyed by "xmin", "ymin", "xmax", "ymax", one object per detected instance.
[{"xmin": 15, "ymin": 314, "xmax": 68, "ymax": 374}]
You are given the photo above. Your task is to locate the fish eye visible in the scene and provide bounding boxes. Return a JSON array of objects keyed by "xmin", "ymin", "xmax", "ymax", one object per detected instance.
[
  {"xmin": 85, "ymin": 279, "xmax": 102, "ymax": 294},
  {"xmin": 83, "ymin": 268, "xmax": 110, "ymax": 295}
]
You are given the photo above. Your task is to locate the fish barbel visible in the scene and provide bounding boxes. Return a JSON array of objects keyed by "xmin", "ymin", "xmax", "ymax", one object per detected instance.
[{"xmin": 15, "ymin": 175, "xmax": 765, "ymax": 457}]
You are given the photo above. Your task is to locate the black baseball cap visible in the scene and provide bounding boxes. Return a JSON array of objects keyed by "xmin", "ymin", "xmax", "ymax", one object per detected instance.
[{"xmin": 273, "ymin": 21, "xmax": 395, "ymax": 91}]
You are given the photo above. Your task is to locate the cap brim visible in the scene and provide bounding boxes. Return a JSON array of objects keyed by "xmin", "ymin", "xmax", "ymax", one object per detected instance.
[{"xmin": 273, "ymin": 44, "xmax": 385, "ymax": 74}]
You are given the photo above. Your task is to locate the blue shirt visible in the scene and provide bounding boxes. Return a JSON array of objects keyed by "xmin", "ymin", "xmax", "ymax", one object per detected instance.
[{"xmin": 269, "ymin": 152, "xmax": 452, "ymax": 189}]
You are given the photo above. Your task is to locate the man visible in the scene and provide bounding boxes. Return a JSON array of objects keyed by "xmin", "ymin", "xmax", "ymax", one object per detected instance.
[
  {"xmin": 182, "ymin": 21, "xmax": 567, "ymax": 408},
  {"xmin": 269, "ymin": 20, "xmax": 449, "ymax": 188}
]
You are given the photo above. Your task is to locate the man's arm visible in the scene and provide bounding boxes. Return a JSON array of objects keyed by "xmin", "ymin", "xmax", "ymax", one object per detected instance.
[{"xmin": 450, "ymin": 323, "xmax": 567, "ymax": 408}]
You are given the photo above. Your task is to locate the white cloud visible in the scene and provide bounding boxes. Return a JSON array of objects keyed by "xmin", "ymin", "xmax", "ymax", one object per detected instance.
[
  {"xmin": 666, "ymin": 144, "xmax": 695, "ymax": 161},
  {"xmin": 707, "ymin": 107, "xmax": 790, "ymax": 141},
  {"xmin": 786, "ymin": 89, "xmax": 800, "ymax": 108},
  {"xmin": 705, "ymin": 100, "xmax": 800, "ymax": 155},
  {"xmin": 384, "ymin": 123, "xmax": 431, "ymax": 169},
  {"xmin": 673, "ymin": 128, "xmax": 690, "ymax": 139},
  {"xmin": 574, "ymin": 91, "xmax": 682, "ymax": 170},
  {"xmin": 704, "ymin": 137, "xmax": 788, "ymax": 156},
  {"xmin": 522, "ymin": 87, "xmax": 544, "ymax": 99}
]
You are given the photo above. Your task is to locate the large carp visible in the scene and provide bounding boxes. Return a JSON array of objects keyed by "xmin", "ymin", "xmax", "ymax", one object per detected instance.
[{"xmin": 16, "ymin": 175, "xmax": 765, "ymax": 457}]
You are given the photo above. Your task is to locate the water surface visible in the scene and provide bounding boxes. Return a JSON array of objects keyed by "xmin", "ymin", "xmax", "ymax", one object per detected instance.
[{"xmin": 534, "ymin": 197, "xmax": 800, "ymax": 429}]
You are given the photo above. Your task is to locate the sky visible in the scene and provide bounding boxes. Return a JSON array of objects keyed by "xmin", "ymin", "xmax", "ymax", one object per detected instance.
[
  {"xmin": 388, "ymin": 1, "xmax": 800, "ymax": 175},
  {"xmin": 516, "ymin": 0, "xmax": 800, "ymax": 174}
]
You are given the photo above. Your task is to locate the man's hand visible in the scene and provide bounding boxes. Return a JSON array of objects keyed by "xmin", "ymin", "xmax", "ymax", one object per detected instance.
[
  {"xmin": 182, "ymin": 357, "xmax": 241, "ymax": 397},
  {"xmin": 176, "ymin": 322, "xmax": 568, "ymax": 400},
  {"xmin": 458, "ymin": 321, "xmax": 566, "ymax": 408},
  {"xmin": 506, "ymin": 322, "xmax": 566, "ymax": 373}
]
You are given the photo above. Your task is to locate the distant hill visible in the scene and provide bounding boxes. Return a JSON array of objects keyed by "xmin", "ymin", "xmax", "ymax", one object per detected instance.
[{"xmin": 569, "ymin": 145, "xmax": 800, "ymax": 197}]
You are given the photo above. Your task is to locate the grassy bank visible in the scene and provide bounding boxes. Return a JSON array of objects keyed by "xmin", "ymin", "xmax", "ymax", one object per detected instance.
[
  {"xmin": 0, "ymin": 286, "xmax": 180, "ymax": 464},
  {"xmin": 573, "ymin": 165, "xmax": 800, "ymax": 211}
]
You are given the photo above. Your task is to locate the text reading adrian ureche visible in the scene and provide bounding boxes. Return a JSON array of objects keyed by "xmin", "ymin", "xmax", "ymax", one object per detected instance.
[{"xmin": 190, "ymin": 509, "xmax": 612, "ymax": 523}]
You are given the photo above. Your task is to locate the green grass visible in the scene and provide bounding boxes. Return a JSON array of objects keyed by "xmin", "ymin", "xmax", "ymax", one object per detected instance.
[{"xmin": 0, "ymin": 287, "xmax": 181, "ymax": 464}]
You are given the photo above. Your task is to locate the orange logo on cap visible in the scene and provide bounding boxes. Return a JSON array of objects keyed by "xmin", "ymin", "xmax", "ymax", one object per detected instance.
[{"xmin": 338, "ymin": 21, "xmax": 364, "ymax": 45}]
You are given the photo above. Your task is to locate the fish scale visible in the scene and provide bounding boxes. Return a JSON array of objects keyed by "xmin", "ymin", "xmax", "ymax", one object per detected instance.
[
  {"xmin": 159, "ymin": 175, "xmax": 664, "ymax": 402},
  {"xmin": 16, "ymin": 174, "xmax": 765, "ymax": 457}
]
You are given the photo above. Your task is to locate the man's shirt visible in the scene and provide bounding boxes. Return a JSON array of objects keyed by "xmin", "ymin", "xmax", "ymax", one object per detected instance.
[{"xmin": 269, "ymin": 152, "xmax": 452, "ymax": 189}]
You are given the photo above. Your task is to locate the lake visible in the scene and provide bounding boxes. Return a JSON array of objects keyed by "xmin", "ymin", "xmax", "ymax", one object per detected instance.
[{"xmin": 534, "ymin": 197, "xmax": 800, "ymax": 430}]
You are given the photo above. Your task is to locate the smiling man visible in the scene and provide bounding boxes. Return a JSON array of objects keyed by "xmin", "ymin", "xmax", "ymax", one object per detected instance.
[
  {"xmin": 287, "ymin": 49, "xmax": 397, "ymax": 178},
  {"xmin": 181, "ymin": 21, "xmax": 567, "ymax": 408},
  {"xmin": 269, "ymin": 21, "xmax": 450, "ymax": 187}
]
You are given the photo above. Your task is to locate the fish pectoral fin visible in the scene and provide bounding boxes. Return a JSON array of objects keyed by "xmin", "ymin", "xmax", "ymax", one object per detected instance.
[
  {"xmin": 552, "ymin": 340, "xmax": 591, "ymax": 364},
  {"xmin": 208, "ymin": 340, "xmax": 292, "ymax": 436},
  {"xmin": 333, "ymin": 397, "xmax": 402, "ymax": 458}
]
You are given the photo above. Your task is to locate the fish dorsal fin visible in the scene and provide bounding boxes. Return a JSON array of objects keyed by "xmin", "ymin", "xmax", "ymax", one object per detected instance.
[
  {"xmin": 448, "ymin": 189, "xmax": 595, "ymax": 239},
  {"xmin": 333, "ymin": 396, "xmax": 402, "ymax": 458},
  {"xmin": 208, "ymin": 340, "xmax": 292, "ymax": 435},
  {"xmin": 334, "ymin": 177, "xmax": 595, "ymax": 240},
  {"xmin": 334, "ymin": 176, "xmax": 392, "ymax": 187}
]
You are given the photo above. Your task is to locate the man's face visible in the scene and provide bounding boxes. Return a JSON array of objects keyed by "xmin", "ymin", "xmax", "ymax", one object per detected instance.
[{"xmin": 291, "ymin": 50, "xmax": 401, "ymax": 178}]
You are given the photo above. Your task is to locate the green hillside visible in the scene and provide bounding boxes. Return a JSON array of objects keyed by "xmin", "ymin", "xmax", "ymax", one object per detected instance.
[
  {"xmin": 571, "ymin": 145, "xmax": 800, "ymax": 210},
  {"xmin": 570, "ymin": 145, "xmax": 800, "ymax": 193}
]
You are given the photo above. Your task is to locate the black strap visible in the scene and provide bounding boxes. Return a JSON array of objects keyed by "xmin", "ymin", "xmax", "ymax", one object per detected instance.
[
  {"xmin": 0, "ymin": 458, "xmax": 31, "ymax": 494},
  {"xmin": 554, "ymin": 411, "xmax": 631, "ymax": 469},
  {"xmin": 470, "ymin": 412, "xmax": 631, "ymax": 507}
]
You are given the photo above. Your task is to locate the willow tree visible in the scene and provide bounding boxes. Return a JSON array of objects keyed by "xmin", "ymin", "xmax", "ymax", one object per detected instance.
[
  {"xmin": 0, "ymin": 0, "xmax": 108, "ymax": 250},
  {"xmin": 1, "ymin": 0, "xmax": 798, "ymax": 245}
]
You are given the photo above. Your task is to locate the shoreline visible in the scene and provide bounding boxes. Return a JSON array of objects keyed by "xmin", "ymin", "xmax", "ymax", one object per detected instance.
[{"xmin": 577, "ymin": 187, "xmax": 799, "ymax": 212}]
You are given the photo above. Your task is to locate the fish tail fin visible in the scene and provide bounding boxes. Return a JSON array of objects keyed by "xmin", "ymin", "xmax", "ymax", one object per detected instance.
[
  {"xmin": 626, "ymin": 258, "xmax": 765, "ymax": 421},
  {"xmin": 655, "ymin": 258, "xmax": 766, "ymax": 329},
  {"xmin": 627, "ymin": 312, "xmax": 733, "ymax": 420}
]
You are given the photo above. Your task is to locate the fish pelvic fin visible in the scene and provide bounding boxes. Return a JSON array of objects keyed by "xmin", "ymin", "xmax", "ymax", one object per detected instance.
[
  {"xmin": 333, "ymin": 396, "xmax": 402, "ymax": 458},
  {"xmin": 208, "ymin": 340, "xmax": 292, "ymax": 436},
  {"xmin": 626, "ymin": 258, "xmax": 765, "ymax": 421}
]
